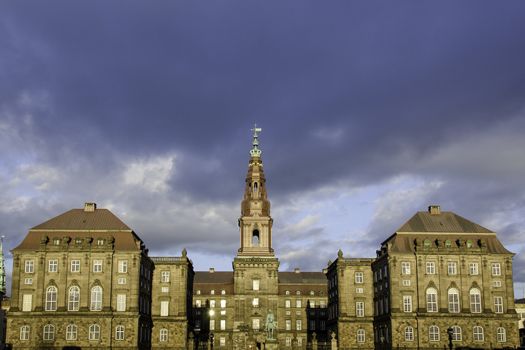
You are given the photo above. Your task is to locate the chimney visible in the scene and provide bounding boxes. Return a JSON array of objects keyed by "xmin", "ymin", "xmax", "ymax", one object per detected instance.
[
  {"xmin": 294, "ymin": 268, "xmax": 300, "ymax": 274},
  {"xmin": 209, "ymin": 267, "xmax": 215, "ymax": 273},
  {"xmin": 428, "ymin": 205, "xmax": 441, "ymax": 215},
  {"xmin": 84, "ymin": 202, "xmax": 97, "ymax": 212}
]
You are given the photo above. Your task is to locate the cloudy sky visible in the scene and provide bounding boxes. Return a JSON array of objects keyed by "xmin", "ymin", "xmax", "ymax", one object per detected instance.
[{"xmin": 1, "ymin": 1, "xmax": 525, "ymax": 296}]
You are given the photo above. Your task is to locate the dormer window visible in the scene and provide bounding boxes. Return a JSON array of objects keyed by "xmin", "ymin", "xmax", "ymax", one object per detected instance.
[{"xmin": 445, "ymin": 240, "xmax": 452, "ymax": 248}]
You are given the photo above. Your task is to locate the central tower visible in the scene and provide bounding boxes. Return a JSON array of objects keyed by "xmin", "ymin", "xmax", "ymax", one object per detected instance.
[
  {"xmin": 232, "ymin": 126, "xmax": 280, "ymax": 341},
  {"xmin": 237, "ymin": 125, "xmax": 274, "ymax": 256}
]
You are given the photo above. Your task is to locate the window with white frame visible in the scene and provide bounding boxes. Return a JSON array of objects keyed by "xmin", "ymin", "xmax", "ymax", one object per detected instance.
[
  {"xmin": 20, "ymin": 325, "xmax": 30, "ymax": 340},
  {"xmin": 68, "ymin": 286, "xmax": 80, "ymax": 311},
  {"xmin": 220, "ymin": 336, "xmax": 226, "ymax": 347},
  {"xmin": 159, "ymin": 328, "xmax": 168, "ymax": 342},
  {"xmin": 90, "ymin": 286, "xmax": 103, "ymax": 311},
  {"xmin": 43, "ymin": 324, "xmax": 55, "ymax": 341},
  {"xmin": 286, "ymin": 337, "xmax": 291, "ymax": 346},
  {"xmin": 115, "ymin": 325, "xmax": 125, "ymax": 340},
  {"xmin": 469, "ymin": 262, "xmax": 479, "ymax": 275},
  {"xmin": 118, "ymin": 277, "xmax": 127, "ymax": 285},
  {"xmin": 209, "ymin": 320, "xmax": 215, "ymax": 330},
  {"xmin": 118, "ymin": 260, "xmax": 128, "ymax": 273},
  {"xmin": 117, "ymin": 294, "xmax": 126, "ymax": 312},
  {"xmin": 356, "ymin": 329, "xmax": 365, "ymax": 343},
  {"xmin": 24, "ymin": 278, "xmax": 33, "ymax": 285},
  {"xmin": 404, "ymin": 326, "xmax": 414, "ymax": 341},
  {"xmin": 296, "ymin": 320, "xmax": 302, "ymax": 330},
  {"xmin": 426, "ymin": 262, "xmax": 436, "ymax": 274},
  {"xmin": 355, "ymin": 271, "xmax": 364, "ymax": 284},
  {"xmin": 210, "ymin": 300, "xmax": 216, "ymax": 308},
  {"xmin": 473, "ymin": 326, "xmax": 484, "ymax": 341},
  {"xmin": 220, "ymin": 299, "xmax": 226, "ymax": 308},
  {"xmin": 48, "ymin": 259, "xmax": 58, "ymax": 272},
  {"xmin": 221, "ymin": 289, "xmax": 226, "ymax": 295},
  {"xmin": 252, "ymin": 297, "xmax": 259, "ymax": 307},
  {"xmin": 22, "ymin": 294, "xmax": 32, "ymax": 312},
  {"xmin": 196, "ymin": 300, "xmax": 202, "ymax": 307},
  {"xmin": 285, "ymin": 299, "xmax": 291, "ymax": 308},
  {"xmin": 161, "ymin": 286, "xmax": 169, "ymax": 293},
  {"xmin": 469, "ymin": 288, "xmax": 481, "ymax": 313},
  {"xmin": 494, "ymin": 296, "xmax": 504, "ymax": 313},
  {"xmin": 493, "ymin": 280, "xmax": 502, "ymax": 288},
  {"xmin": 66, "ymin": 324, "xmax": 77, "ymax": 341},
  {"xmin": 497, "ymin": 327, "xmax": 506, "ymax": 342},
  {"xmin": 296, "ymin": 299, "xmax": 302, "ymax": 308},
  {"xmin": 89, "ymin": 324, "xmax": 100, "ymax": 340},
  {"xmin": 492, "ymin": 263, "xmax": 501, "ymax": 276},
  {"xmin": 220, "ymin": 319, "xmax": 226, "ymax": 330},
  {"xmin": 401, "ymin": 262, "xmax": 411, "ymax": 275},
  {"xmin": 24, "ymin": 260, "xmax": 34, "ymax": 273},
  {"xmin": 448, "ymin": 288, "xmax": 460, "ymax": 313},
  {"xmin": 285, "ymin": 319, "xmax": 291, "ymax": 330},
  {"xmin": 451, "ymin": 326, "xmax": 462, "ymax": 341},
  {"xmin": 429, "ymin": 325, "xmax": 440, "ymax": 342},
  {"xmin": 356, "ymin": 301, "xmax": 365, "ymax": 317},
  {"xmin": 426, "ymin": 288, "xmax": 438, "ymax": 312},
  {"xmin": 45, "ymin": 286, "xmax": 57, "ymax": 311},
  {"xmin": 160, "ymin": 301, "xmax": 169, "ymax": 316},
  {"xmin": 70, "ymin": 260, "xmax": 80, "ymax": 272},
  {"xmin": 161, "ymin": 271, "xmax": 170, "ymax": 283},
  {"xmin": 403, "ymin": 295, "xmax": 412, "ymax": 313},
  {"xmin": 447, "ymin": 262, "xmax": 457, "ymax": 275},
  {"xmin": 252, "ymin": 318, "xmax": 260, "ymax": 330},
  {"xmin": 253, "ymin": 279, "xmax": 260, "ymax": 291},
  {"xmin": 402, "ymin": 279, "xmax": 411, "ymax": 287},
  {"xmin": 93, "ymin": 260, "xmax": 103, "ymax": 273}
]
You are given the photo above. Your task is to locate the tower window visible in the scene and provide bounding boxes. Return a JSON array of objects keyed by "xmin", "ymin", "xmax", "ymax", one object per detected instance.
[
  {"xmin": 253, "ymin": 182, "xmax": 258, "ymax": 192},
  {"xmin": 252, "ymin": 230, "xmax": 260, "ymax": 246}
]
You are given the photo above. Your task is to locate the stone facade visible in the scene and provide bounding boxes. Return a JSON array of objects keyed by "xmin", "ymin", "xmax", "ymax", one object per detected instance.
[{"xmin": 6, "ymin": 203, "xmax": 154, "ymax": 349}]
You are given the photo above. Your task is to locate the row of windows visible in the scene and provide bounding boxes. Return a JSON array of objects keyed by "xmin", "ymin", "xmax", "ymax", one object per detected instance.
[
  {"xmin": 20, "ymin": 324, "xmax": 128, "ymax": 341},
  {"xmin": 195, "ymin": 288, "xmax": 319, "ymax": 296},
  {"xmin": 424, "ymin": 288, "xmax": 504, "ymax": 313},
  {"xmin": 424, "ymin": 325, "xmax": 507, "ymax": 343},
  {"xmin": 22, "ymin": 286, "xmax": 127, "ymax": 312},
  {"xmin": 24, "ymin": 259, "xmax": 129, "ymax": 274},
  {"xmin": 400, "ymin": 261, "xmax": 502, "ymax": 276}
]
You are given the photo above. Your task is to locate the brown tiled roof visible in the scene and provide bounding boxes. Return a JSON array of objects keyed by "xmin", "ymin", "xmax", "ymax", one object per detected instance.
[
  {"xmin": 13, "ymin": 207, "xmax": 142, "ymax": 251},
  {"xmin": 396, "ymin": 211, "xmax": 493, "ymax": 233},
  {"xmin": 31, "ymin": 209, "xmax": 131, "ymax": 231},
  {"xmin": 386, "ymin": 234, "xmax": 512, "ymax": 254},
  {"xmin": 194, "ymin": 271, "xmax": 234, "ymax": 284},
  {"xmin": 278, "ymin": 272, "xmax": 326, "ymax": 284}
]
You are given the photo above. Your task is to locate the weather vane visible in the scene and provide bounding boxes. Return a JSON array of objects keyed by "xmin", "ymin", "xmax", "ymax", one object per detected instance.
[{"xmin": 250, "ymin": 123, "xmax": 262, "ymax": 157}]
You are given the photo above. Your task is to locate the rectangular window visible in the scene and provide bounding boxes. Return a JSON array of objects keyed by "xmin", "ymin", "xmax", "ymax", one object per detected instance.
[
  {"xmin": 252, "ymin": 318, "xmax": 260, "ymax": 330},
  {"xmin": 209, "ymin": 320, "xmax": 215, "ymax": 330},
  {"xmin": 403, "ymin": 295, "xmax": 412, "ymax": 313},
  {"xmin": 494, "ymin": 296, "xmax": 504, "ymax": 313},
  {"xmin": 492, "ymin": 263, "xmax": 501, "ymax": 276},
  {"xmin": 310, "ymin": 300, "xmax": 316, "ymax": 307},
  {"xmin": 24, "ymin": 278, "xmax": 33, "ymax": 285},
  {"xmin": 48, "ymin": 260, "xmax": 58, "ymax": 272},
  {"xmin": 22, "ymin": 294, "xmax": 32, "ymax": 312},
  {"xmin": 401, "ymin": 262, "xmax": 411, "ymax": 275},
  {"xmin": 296, "ymin": 320, "xmax": 302, "ymax": 331},
  {"xmin": 469, "ymin": 262, "xmax": 479, "ymax": 275},
  {"xmin": 220, "ymin": 299, "xmax": 226, "ymax": 308},
  {"xmin": 448, "ymin": 262, "xmax": 457, "ymax": 275},
  {"xmin": 70, "ymin": 260, "xmax": 80, "ymax": 272},
  {"xmin": 426, "ymin": 262, "xmax": 435, "ymax": 274},
  {"xmin": 195, "ymin": 300, "xmax": 202, "ymax": 307},
  {"xmin": 356, "ymin": 302, "xmax": 365, "ymax": 317},
  {"xmin": 356, "ymin": 287, "xmax": 363, "ymax": 294},
  {"xmin": 285, "ymin": 299, "xmax": 291, "ymax": 308},
  {"xmin": 286, "ymin": 337, "xmax": 291, "ymax": 346},
  {"xmin": 220, "ymin": 310, "xmax": 226, "ymax": 316},
  {"xmin": 161, "ymin": 271, "xmax": 170, "ymax": 283},
  {"xmin": 117, "ymin": 294, "xmax": 126, "ymax": 312},
  {"xmin": 252, "ymin": 279, "xmax": 260, "ymax": 291},
  {"xmin": 118, "ymin": 260, "xmax": 128, "ymax": 273},
  {"xmin": 24, "ymin": 260, "xmax": 34, "ymax": 273},
  {"xmin": 210, "ymin": 300, "xmax": 216, "ymax": 308},
  {"xmin": 117, "ymin": 277, "xmax": 126, "ymax": 285},
  {"xmin": 93, "ymin": 260, "xmax": 103, "ymax": 273},
  {"xmin": 160, "ymin": 301, "xmax": 169, "ymax": 316},
  {"xmin": 296, "ymin": 299, "xmax": 302, "ymax": 308},
  {"xmin": 220, "ymin": 337, "xmax": 226, "ymax": 347},
  {"xmin": 252, "ymin": 298, "xmax": 259, "ymax": 307},
  {"xmin": 220, "ymin": 319, "xmax": 226, "ymax": 330},
  {"xmin": 402, "ymin": 279, "xmax": 411, "ymax": 287},
  {"xmin": 355, "ymin": 271, "xmax": 364, "ymax": 284},
  {"xmin": 285, "ymin": 319, "xmax": 291, "ymax": 330},
  {"xmin": 493, "ymin": 280, "xmax": 502, "ymax": 288}
]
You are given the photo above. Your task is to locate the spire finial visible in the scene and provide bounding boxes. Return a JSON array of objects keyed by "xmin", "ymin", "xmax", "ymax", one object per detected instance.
[
  {"xmin": 250, "ymin": 123, "xmax": 262, "ymax": 157},
  {"xmin": 0, "ymin": 236, "xmax": 5, "ymax": 295}
]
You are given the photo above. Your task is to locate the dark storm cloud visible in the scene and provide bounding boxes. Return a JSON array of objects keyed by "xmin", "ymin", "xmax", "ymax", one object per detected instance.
[{"xmin": 2, "ymin": 1, "xmax": 525, "ymax": 282}]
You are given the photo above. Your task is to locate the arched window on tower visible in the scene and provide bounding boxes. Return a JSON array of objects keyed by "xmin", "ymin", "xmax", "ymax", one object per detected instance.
[
  {"xmin": 253, "ymin": 182, "xmax": 258, "ymax": 193},
  {"xmin": 252, "ymin": 229, "xmax": 260, "ymax": 246}
]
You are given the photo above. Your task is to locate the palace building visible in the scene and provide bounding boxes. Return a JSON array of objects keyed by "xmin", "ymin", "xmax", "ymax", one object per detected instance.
[{"xmin": 5, "ymin": 128, "xmax": 520, "ymax": 349}]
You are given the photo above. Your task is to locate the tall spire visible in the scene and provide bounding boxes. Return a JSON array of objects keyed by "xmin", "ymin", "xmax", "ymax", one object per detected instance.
[
  {"xmin": 237, "ymin": 125, "xmax": 274, "ymax": 256},
  {"xmin": 0, "ymin": 236, "xmax": 5, "ymax": 295}
]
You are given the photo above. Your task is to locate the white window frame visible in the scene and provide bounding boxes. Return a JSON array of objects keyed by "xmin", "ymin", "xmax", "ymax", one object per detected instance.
[
  {"xmin": 426, "ymin": 262, "xmax": 435, "ymax": 274},
  {"xmin": 115, "ymin": 325, "xmax": 125, "ymax": 340},
  {"xmin": 220, "ymin": 299, "xmax": 226, "ymax": 308},
  {"xmin": 220, "ymin": 319, "xmax": 226, "ymax": 331},
  {"xmin": 159, "ymin": 328, "xmax": 168, "ymax": 342},
  {"xmin": 492, "ymin": 263, "xmax": 501, "ymax": 276},
  {"xmin": 356, "ymin": 329, "xmax": 365, "ymax": 343},
  {"xmin": 45, "ymin": 286, "xmax": 57, "ymax": 311},
  {"xmin": 285, "ymin": 319, "xmax": 291, "ymax": 330},
  {"xmin": 66, "ymin": 324, "xmax": 77, "ymax": 341},
  {"xmin": 497, "ymin": 327, "xmax": 506, "ymax": 342},
  {"xmin": 447, "ymin": 262, "xmax": 458, "ymax": 275},
  {"xmin": 473, "ymin": 326, "xmax": 484, "ymax": 341},
  {"xmin": 93, "ymin": 260, "xmax": 103, "ymax": 273},
  {"xmin": 469, "ymin": 262, "xmax": 479, "ymax": 275},
  {"xmin": 356, "ymin": 301, "xmax": 365, "ymax": 317},
  {"xmin": 403, "ymin": 295, "xmax": 412, "ymax": 313},
  {"xmin": 68, "ymin": 286, "xmax": 80, "ymax": 311},
  {"xmin": 117, "ymin": 294, "xmax": 126, "ymax": 312},
  {"xmin": 401, "ymin": 262, "xmax": 411, "ymax": 275},
  {"xmin": 451, "ymin": 326, "xmax": 462, "ymax": 341},
  {"xmin": 24, "ymin": 260, "xmax": 34, "ymax": 273},
  {"xmin": 48, "ymin": 259, "xmax": 58, "ymax": 273},
  {"xmin": 429, "ymin": 325, "xmax": 440, "ymax": 342},
  {"xmin": 160, "ymin": 300, "xmax": 169, "ymax": 316},
  {"xmin": 252, "ymin": 297, "xmax": 259, "ymax": 307},
  {"xmin": 469, "ymin": 288, "xmax": 481, "ymax": 313},
  {"xmin": 118, "ymin": 260, "xmax": 128, "ymax": 273},
  {"xmin": 70, "ymin": 260, "xmax": 80, "ymax": 272},
  {"xmin": 253, "ymin": 279, "xmax": 260, "ymax": 291},
  {"xmin": 494, "ymin": 296, "xmax": 504, "ymax": 313},
  {"xmin": 404, "ymin": 326, "xmax": 414, "ymax": 341},
  {"xmin": 448, "ymin": 288, "xmax": 460, "ymax": 313},
  {"xmin": 161, "ymin": 271, "xmax": 170, "ymax": 283},
  {"xmin": 252, "ymin": 318, "xmax": 260, "ymax": 331},
  {"xmin": 355, "ymin": 271, "xmax": 364, "ymax": 284},
  {"xmin": 426, "ymin": 288, "xmax": 438, "ymax": 312},
  {"xmin": 20, "ymin": 325, "xmax": 30, "ymax": 341},
  {"xmin": 89, "ymin": 324, "xmax": 100, "ymax": 340},
  {"xmin": 22, "ymin": 294, "xmax": 32, "ymax": 312},
  {"xmin": 90, "ymin": 286, "xmax": 103, "ymax": 311},
  {"xmin": 43, "ymin": 324, "xmax": 54, "ymax": 341}
]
